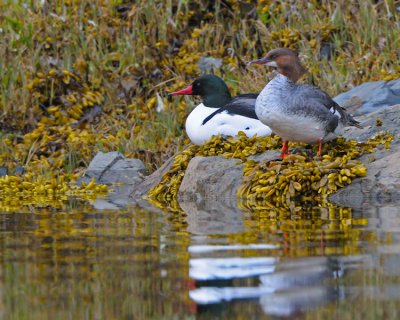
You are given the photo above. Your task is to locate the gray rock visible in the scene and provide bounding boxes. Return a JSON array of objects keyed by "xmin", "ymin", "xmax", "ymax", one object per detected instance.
[
  {"xmin": 85, "ymin": 151, "xmax": 146, "ymax": 185},
  {"xmin": 330, "ymin": 104, "xmax": 400, "ymax": 207},
  {"xmin": 330, "ymin": 149, "xmax": 400, "ymax": 208},
  {"xmin": 178, "ymin": 156, "xmax": 243, "ymax": 202},
  {"xmin": 130, "ymin": 154, "xmax": 175, "ymax": 202},
  {"xmin": 178, "ymin": 151, "xmax": 279, "ymax": 204},
  {"xmin": 14, "ymin": 166, "xmax": 25, "ymax": 175},
  {"xmin": 0, "ymin": 166, "xmax": 7, "ymax": 177},
  {"xmin": 249, "ymin": 150, "xmax": 281, "ymax": 162},
  {"xmin": 334, "ymin": 79, "xmax": 400, "ymax": 115},
  {"xmin": 343, "ymin": 104, "xmax": 400, "ymax": 141},
  {"xmin": 93, "ymin": 185, "xmax": 135, "ymax": 209}
]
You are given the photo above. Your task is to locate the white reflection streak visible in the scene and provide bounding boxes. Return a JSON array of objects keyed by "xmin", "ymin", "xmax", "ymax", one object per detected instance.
[
  {"xmin": 188, "ymin": 244, "xmax": 279, "ymax": 253},
  {"xmin": 189, "ymin": 257, "xmax": 276, "ymax": 280},
  {"xmin": 190, "ymin": 287, "xmax": 275, "ymax": 304}
]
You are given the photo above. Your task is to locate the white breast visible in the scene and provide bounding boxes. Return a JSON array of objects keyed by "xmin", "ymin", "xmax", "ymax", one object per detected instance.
[
  {"xmin": 255, "ymin": 75, "xmax": 342, "ymax": 144},
  {"xmin": 185, "ymin": 103, "xmax": 272, "ymax": 145}
]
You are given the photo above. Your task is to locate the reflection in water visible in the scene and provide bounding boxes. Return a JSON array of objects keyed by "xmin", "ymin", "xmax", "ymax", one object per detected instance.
[
  {"xmin": 1, "ymin": 197, "xmax": 400, "ymax": 318},
  {"xmin": 189, "ymin": 254, "xmax": 364, "ymax": 317},
  {"xmin": 180, "ymin": 199, "xmax": 244, "ymax": 235}
]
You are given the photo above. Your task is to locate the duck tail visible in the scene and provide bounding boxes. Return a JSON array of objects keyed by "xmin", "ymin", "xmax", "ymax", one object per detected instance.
[{"xmin": 347, "ymin": 114, "xmax": 363, "ymax": 129}]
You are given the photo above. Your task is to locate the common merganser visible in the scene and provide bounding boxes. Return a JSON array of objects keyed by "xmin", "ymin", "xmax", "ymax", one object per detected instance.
[
  {"xmin": 170, "ymin": 75, "xmax": 272, "ymax": 145},
  {"xmin": 248, "ymin": 48, "xmax": 361, "ymax": 158}
]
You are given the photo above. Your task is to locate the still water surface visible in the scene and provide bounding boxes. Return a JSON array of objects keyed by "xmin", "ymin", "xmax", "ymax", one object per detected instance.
[{"xmin": 1, "ymin": 197, "xmax": 400, "ymax": 319}]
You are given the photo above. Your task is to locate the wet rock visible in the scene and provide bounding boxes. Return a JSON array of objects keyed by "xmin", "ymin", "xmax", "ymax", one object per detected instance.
[
  {"xmin": 93, "ymin": 185, "xmax": 135, "ymax": 210},
  {"xmin": 84, "ymin": 151, "xmax": 146, "ymax": 185},
  {"xmin": 129, "ymin": 99, "xmax": 400, "ymax": 209},
  {"xmin": 130, "ymin": 154, "xmax": 175, "ymax": 202},
  {"xmin": 334, "ymin": 79, "xmax": 400, "ymax": 115},
  {"xmin": 178, "ymin": 156, "xmax": 243, "ymax": 202}
]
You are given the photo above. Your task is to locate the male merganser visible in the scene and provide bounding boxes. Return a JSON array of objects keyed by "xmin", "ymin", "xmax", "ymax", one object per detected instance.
[
  {"xmin": 248, "ymin": 48, "xmax": 361, "ymax": 158},
  {"xmin": 170, "ymin": 75, "xmax": 272, "ymax": 145}
]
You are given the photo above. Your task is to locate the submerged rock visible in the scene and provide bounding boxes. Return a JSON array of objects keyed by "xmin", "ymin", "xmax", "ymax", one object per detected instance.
[
  {"xmin": 334, "ymin": 79, "xmax": 400, "ymax": 115},
  {"xmin": 180, "ymin": 199, "xmax": 245, "ymax": 235}
]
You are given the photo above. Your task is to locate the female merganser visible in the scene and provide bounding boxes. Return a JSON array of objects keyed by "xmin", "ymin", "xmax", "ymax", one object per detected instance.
[
  {"xmin": 248, "ymin": 48, "xmax": 361, "ymax": 158},
  {"xmin": 170, "ymin": 75, "xmax": 272, "ymax": 145}
]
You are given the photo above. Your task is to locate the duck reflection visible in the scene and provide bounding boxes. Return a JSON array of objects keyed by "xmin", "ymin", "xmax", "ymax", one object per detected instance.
[
  {"xmin": 185, "ymin": 199, "xmax": 370, "ymax": 317},
  {"xmin": 190, "ymin": 254, "xmax": 365, "ymax": 317}
]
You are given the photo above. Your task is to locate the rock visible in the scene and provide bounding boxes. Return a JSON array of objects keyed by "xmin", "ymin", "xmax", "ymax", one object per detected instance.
[
  {"xmin": 14, "ymin": 166, "xmax": 25, "ymax": 175},
  {"xmin": 320, "ymin": 42, "xmax": 333, "ymax": 60},
  {"xmin": 330, "ymin": 149, "xmax": 400, "ymax": 208},
  {"xmin": 343, "ymin": 104, "xmax": 400, "ymax": 142},
  {"xmin": 130, "ymin": 154, "xmax": 175, "ymax": 202},
  {"xmin": 0, "ymin": 166, "xmax": 7, "ymax": 177},
  {"xmin": 93, "ymin": 185, "xmax": 135, "ymax": 209},
  {"xmin": 178, "ymin": 156, "xmax": 244, "ymax": 202},
  {"xmin": 249, "ymin": 150, "xmax": 281, "ymax": 162},
  {"xmin": 84, "ymin": 151, "xmax": 146, "ymax": 185},
  {"xmin": 178, "ymin": 151, "xmax": 280, "ymax": 203},
  {"xmin": 334, "ymin": 79, "xmax": 400, "ymax": 115},
  {"xmin": 330, "ymin": 104, "xmax": 400, "ymax": 207}
]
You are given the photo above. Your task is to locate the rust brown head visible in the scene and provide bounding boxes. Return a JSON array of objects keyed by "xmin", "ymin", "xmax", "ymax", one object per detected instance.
[{"xmin": 247, "ymin": 48, "xmax": 306, "ymax": 83}]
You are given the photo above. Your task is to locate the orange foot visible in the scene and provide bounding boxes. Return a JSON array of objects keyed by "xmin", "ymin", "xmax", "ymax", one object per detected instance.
[
  {"xmin": 317, "ymin": 138, "xmax": 323, "ymax": 157},
  {"xmin": 280, "ymin": 141, "xmax": 290, "ymax": 159}
]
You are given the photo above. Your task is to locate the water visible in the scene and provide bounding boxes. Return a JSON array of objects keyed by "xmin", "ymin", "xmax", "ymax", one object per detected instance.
[{"xmin": 1, "ymin": 197, "xmax": 400, "ymax": 319}]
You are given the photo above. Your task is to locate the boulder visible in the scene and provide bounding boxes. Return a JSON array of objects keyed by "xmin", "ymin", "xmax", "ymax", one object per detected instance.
[
  {"xmin": 130, "ymin": 154, "xmax": 175, "ymax": 202},
  {"xmin": 334, "ymin": 79, "xmax": 400, "ymax": 116},
  {"xmin": 330, "ymin": 104, "xmax": 400, "ymax": 207},
  {"xmin": 178, "ymin": 151, "xmax": 280, "ymax": 202},
  {"xmin": 84, "ymin": 151, "xmax": 147, "ymax": 185},
  {"xmin": 178, "ymin": 156, "xmax": 243, "ymax": 202}
]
